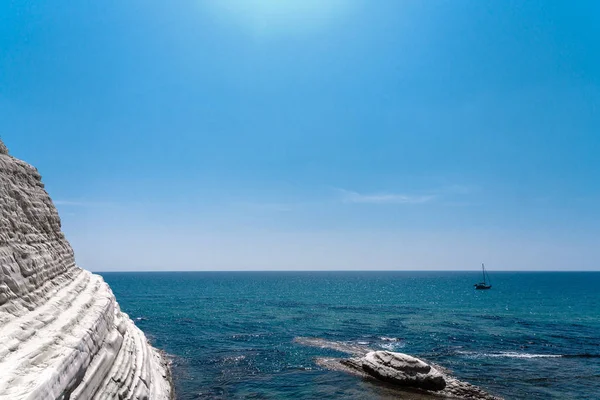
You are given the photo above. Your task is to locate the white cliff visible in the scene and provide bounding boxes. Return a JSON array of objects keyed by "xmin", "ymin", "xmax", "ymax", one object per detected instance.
[{"xmin": 0, "ymin": 140, "xmax": 172, "ymax": 400}]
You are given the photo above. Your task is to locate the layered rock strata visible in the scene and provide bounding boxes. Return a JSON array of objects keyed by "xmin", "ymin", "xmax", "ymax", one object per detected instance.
[
  {"xmin": 358, "ymin": 351, "xmax": 447, "ymax": 391},
  {"xmin": 0, "ymin": 140, "xmax": 172, "ymax": 400}
]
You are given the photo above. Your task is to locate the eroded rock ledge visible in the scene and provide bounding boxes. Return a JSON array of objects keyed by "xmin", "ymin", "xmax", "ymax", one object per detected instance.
[{"xmin": 0, "ymin": 140, "xmax": 172, "ymax": 400}]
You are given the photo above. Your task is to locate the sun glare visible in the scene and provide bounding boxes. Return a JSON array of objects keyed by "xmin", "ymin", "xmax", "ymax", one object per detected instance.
[{"xmin": 207, "ymin": 0, "xmax": 351, "ymax": 36}]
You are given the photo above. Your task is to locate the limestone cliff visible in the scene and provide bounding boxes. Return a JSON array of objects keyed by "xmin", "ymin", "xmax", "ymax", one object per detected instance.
[{"xmin": 0, "ymin": 140, "xmax": 172, "ymax": 400}]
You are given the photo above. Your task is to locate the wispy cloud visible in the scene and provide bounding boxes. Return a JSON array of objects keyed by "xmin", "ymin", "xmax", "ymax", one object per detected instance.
[
  {"xmin": 54, "ymin": 200, "xmax": 114, "ymax": 207},
  {"xmin": 338, "ymin": 189, "xmax": 437, "ymax": 205},
  {"xmin": 335, "ymin": 184, "xmax": 476, "ymax": 205},
  {"xmin": 231, "ymin": 201, "xmax": 295, "ymax": 212}
]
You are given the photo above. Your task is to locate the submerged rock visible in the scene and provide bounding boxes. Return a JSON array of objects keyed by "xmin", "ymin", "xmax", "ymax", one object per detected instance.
[{"xmin": 0, "ymin": 139, "xmax": 172, "ymax": 400}]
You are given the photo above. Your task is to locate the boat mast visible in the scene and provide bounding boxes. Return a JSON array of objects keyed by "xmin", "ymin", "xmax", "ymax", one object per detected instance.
[{"xmin": 482, "ymin": 263, "xmax": 486, "ymax": 284}]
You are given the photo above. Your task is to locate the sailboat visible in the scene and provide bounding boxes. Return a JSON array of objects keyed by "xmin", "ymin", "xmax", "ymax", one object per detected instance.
[{"xmin": 474, "ymin": 263, "xmax": 492, "ymax": 290}]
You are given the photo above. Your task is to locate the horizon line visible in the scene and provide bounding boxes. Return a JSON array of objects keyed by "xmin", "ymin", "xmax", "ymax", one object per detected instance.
[{"xmin": 91, "ymin": 269, "xmax": 600, "ymax": 273}]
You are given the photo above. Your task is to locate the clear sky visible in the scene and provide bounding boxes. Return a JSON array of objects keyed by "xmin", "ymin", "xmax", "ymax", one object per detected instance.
[{"xmin": 1, "ymin": 0, "xmax": 599, "ymax": 271}]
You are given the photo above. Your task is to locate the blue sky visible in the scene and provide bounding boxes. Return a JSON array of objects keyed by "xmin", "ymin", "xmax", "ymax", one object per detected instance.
[{"xmin": 1, "ymin": 0, "xmax": 599, "ymax": 271}]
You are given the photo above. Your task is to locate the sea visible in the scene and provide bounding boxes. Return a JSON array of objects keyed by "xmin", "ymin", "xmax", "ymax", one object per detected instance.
[{"xmin": 99, "ymin": 271, "xmax": 600, "ymax": 400}]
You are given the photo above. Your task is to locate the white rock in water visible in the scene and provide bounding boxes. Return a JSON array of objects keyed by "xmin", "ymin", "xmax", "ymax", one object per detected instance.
[
  {"xmin": 361, "ymin": 351, "xmax": 447, "ymax": 391},
  {"xmin": 0, "ymin": 140, "xmax": 172, "ymax": 400}
]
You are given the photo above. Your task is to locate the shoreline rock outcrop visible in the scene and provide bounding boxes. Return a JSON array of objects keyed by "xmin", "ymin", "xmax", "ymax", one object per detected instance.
[
  {"xmin": 358, "ymin": 351, "xmax": 447, "ymax": 391},
  {"xmin": 0, "ymin": 140, "xmax": 172, "ymax": 400},
  {"xmin": 295, "ymin": 337, "xmax": 502, "ymax": 399}
]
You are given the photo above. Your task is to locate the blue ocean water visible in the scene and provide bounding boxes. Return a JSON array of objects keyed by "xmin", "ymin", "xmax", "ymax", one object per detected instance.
[{"xmin": 99, "ymin": 272, "xmax": 600, "ymax": 399}]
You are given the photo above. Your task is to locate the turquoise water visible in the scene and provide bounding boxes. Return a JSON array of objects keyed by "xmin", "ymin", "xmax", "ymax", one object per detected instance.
[{"xmin": 99, "ymin": 272, "xmax": 600, "ymax": 399}]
